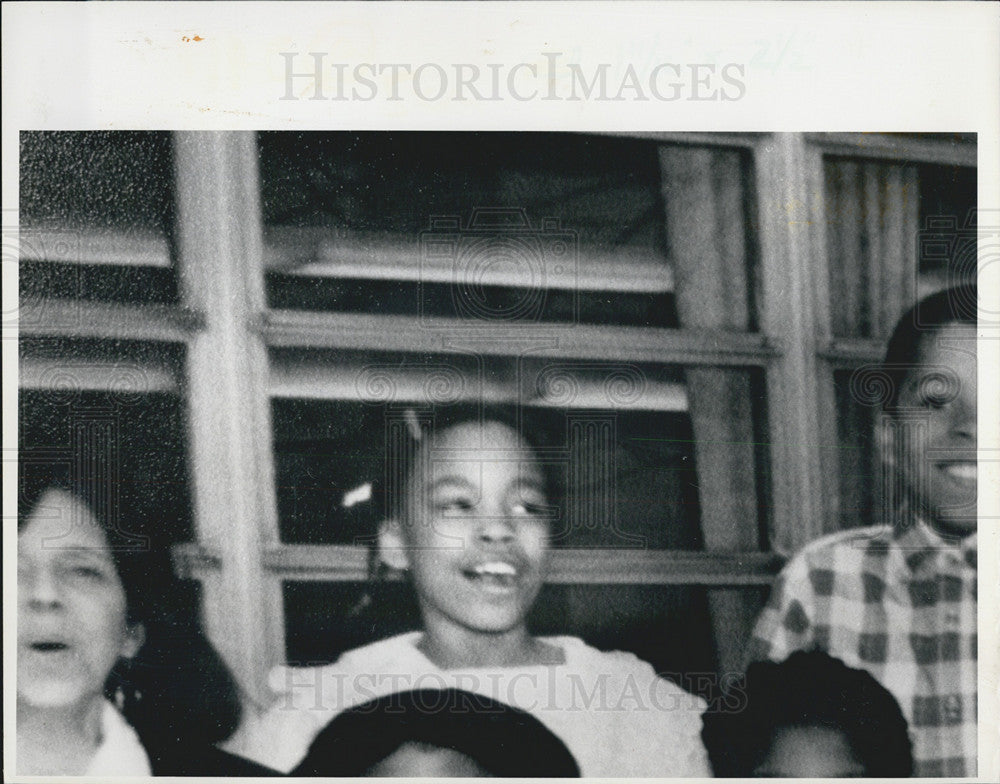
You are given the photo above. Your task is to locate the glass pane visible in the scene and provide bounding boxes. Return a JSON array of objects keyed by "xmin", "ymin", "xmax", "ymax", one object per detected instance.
[
  {"xmin": 267, "ymin": 277, "xmax": 677, "ymax": 328},
  {"xmin": 660, "ymin": 144, "xmax": 759, "ymax": 333},
  {"xmin": 917, "ymin": 163, "xmax": 977, "ymax": 298},
  {"xmin": 259, "ymin": 131, "xmax": 677, "ymax": 327},
  {"xmin": 824, "ymin": 154, "xmax": 977, "ymax": 339},
  {"xmin": 531, "ymin": 584, "xmax": 720, "ymax": 686},
  {"xmin": 19, "ymin": 262, "xmax": 179, "ymax": 305},
  {"xmin": 283, "ymin": 580, "xmax": 421, "ymax": 666},
  {"xmin": 21, "ymin": 131, "xmax": 174, "ymax": 234},
  {"xmin": 271, "ymin": 390, "xmax": 703, "ymax": 549},
  {"xmin": 18, "ymin": 388, "xmax": 194, "ymax": 543},
  {"xmin": 19, "ymin": 131, "xmax": 178, "ymax": 303},
  {"xmin": 272, "ymin": 355, "xmax": 769, "ymax": 548},
  {"xmin": 282, "ymin": 579, "xmax": 738, "ymax": 696},
  {"xmin": 830, "ymin": 368, "xmax": 880, "ymax": 531},
  {"xmin": 684, "ymin": 366, "xmax": 771, "ymax": 552}
]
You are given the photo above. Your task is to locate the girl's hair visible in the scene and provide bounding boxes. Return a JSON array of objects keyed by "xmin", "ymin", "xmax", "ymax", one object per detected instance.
[
  {"xmin": 881, "ymin": 282, "xmax": 977, "ymax": 411},
  {"xmin": 701, "ymin": 651, "xmax": 913, "ymax": 777},
  {"xmin": 18, "ymin": 459, "xmax": 242, "ymax": 744},
  {"xmin": 354, "ymin": 404, "xmax": 554, "ymax": 641},
  {"xmin": 381, "ymin": 402, "xmax": 555, "ymax": 524},
  {"xmin": 292, "ymin": 688, "xmax": 580, "ymax": 777}
]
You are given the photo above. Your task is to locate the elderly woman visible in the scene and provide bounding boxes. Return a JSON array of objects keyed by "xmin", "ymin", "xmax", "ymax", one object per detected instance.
[{"xmin": 16, "ymin": 464, "xmax": 275, "ymax": 776}]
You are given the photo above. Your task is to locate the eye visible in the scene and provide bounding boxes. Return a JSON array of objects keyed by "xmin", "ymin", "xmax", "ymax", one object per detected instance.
[
  {"xmin": 63, "ymin": 562, "xmax": 109, "ymax": 581},
  {"xmin": 510, "ymin": 501, "xmax": 544, "ymax": 517},
  {"xmin": 920, "ymin": 393, "xmax": 949, "ymax": 410},
  {"xmin": 433, "ymin": 495, "xmax": 475, "ymax": 513},
  {"xmin": 915, "ymin": 371, "xmax": 958, "ymax": 410},
  {"xmin": 509, "ymin": 488, "xmax": 548, "ymax": 517}
]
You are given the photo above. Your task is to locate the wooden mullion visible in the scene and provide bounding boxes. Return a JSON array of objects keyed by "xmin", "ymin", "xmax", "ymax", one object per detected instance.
[
  {"xmin": 18, "ymin": 224, "xmax": 172, "ymax": 267},
  {"xmin": 659, "ymin": 144, "xmax": 766, "ymax": 678},
  {"xmin": 549, "ymin": 549, "xmax": 783, "ymax": 585},
  {"xmin": 267, "ymin": 356, "xmax": 690, "ymax": 410},
  {"xmin": 262, "ymin": 310, "xmax": 780, "ymax": 366},
  {"xmin": 811, "ymin": 147, "xmax": 851, "ymax": 539},
  {"xmin": 817, "ymin": 338, "xmax": 886, "ymax": 365},
  {"xmin": 173, "ymin": 543, "xmax": 784, "ymax": 587},
  {"xmin": 804, "ymin": 133, "xmax": 977, "ymax": 167},
  {"xmin": 172, "ymin": 131, "xmax": 283, "ymax": 704},
  {"xmin": 17, "ymin": 299, "xmax": 203, "ymax": 342},
  {"xmin": 754, "ymin": 134, "xmax": 827, "ymax": 554},
  {"xmin": 808, "ymin": 145, "xmax": 834, "ymax": 344},
  {"xmin": 19, "ymin": 354, "xmax": 178, "ymax": 394},
  {"xmin": 606, "ymin": 131, "xmax": 766, "ymax": 149},
  {"xmin": 266, "ymin": 226, "xmax": 675, "ymax": 293}
]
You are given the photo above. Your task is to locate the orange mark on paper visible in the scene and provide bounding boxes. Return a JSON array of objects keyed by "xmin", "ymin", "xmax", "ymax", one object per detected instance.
[{"xmin": 181, "ymin": 35, "xmax": 204, "ymax": 42}]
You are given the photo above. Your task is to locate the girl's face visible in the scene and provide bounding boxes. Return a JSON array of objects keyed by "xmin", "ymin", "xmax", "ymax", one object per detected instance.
[
  {"xmin": 18, "ymin": 489, "xmax": 142, "ymax": 709},
  {"xmin": 396, "ymin": 421, "xmax": 550, "ymax": 639},
  {"xmin": 889, "ymin": 323, "xmax": 977, "ymax": 537}
]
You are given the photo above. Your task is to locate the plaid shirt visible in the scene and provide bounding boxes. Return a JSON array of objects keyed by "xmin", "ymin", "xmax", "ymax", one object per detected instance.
[{"xmin": 747, "ymin": 520, "xmax": 977, "ymax": 778}]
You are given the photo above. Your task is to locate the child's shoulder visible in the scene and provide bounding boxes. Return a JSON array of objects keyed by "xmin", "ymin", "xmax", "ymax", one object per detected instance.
[
  {"xmin": 784, "ymin": 524, "xmax": 894, "ymax": 569},
  {"xmin": 335, "ymin": 630, "xmax": 426, "ymax": 668},
  {"xmin": 546, "ymin": 637, "xmax": 708, "ymax": 717},
  {"xmin": 548, "ymin": 637, "xmax": 697, "ymax": 684},
  {"xmin": 266, "ymin": 631, "xmax": 425, "ymax": 695},
  {"xmin": 546, "ymin": 635, "xmax": 646, "ymax": 666}
]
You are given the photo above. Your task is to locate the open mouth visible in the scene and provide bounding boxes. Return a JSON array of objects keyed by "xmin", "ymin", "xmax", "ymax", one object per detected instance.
[
  {"xmin": 939, "ymin": 462, "xmax": 977, "ymax": 485},
  {"xmin": 462, "ymin": 561, "xmax": 519, "ymax": 591},
  {"xmin": 28, "ymin": 641, "xmax": 71, "ymax": 653}
]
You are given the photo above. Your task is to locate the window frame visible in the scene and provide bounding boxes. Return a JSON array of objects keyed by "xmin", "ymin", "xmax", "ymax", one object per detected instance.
[{"xmin": 18, "ymin": 130, "xmax": 976, "ymax": 698}]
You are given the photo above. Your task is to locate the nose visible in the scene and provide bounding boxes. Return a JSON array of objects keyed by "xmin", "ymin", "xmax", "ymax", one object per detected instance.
[
  {"xmin": 952, "ymin": 396, "xmax": 977, "ymax": 440},
  {"xmin": 21, "ymin": 565, "xmax": 64, "ymax": 610},
  {"xmin": 476, "ymin": 514, "xmax": 516, "ymax": 545}
]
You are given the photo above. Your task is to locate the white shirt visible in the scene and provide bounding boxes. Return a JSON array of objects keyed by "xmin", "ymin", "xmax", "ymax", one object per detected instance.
[
  {"xmin": 230, "ymin": 632, "xmax": 710, "ymax": 777},
  {"xmin": 85, "ymin": 700, "xmax": 152, "ymax": 776}
]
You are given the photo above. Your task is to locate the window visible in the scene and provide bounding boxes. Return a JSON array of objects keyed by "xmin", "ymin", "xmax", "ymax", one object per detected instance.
[{"xmin": 18, "ymin": 131, "xmax": 976, "ymax": 703}]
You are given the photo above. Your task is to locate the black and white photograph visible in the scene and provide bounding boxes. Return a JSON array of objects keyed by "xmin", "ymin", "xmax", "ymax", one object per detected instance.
[{"xmin": 4, "ymin": 4, "xmax": 998, "ymax": 782}]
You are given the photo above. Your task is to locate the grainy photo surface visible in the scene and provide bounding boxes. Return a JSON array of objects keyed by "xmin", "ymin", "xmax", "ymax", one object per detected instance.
[
  {"xmin": 13, "ymin": 130, "xmax": 979, "ymax": 777},
  {"xmin": 3, "ymin": 3, "xmax": 998, "ymax": 781}
]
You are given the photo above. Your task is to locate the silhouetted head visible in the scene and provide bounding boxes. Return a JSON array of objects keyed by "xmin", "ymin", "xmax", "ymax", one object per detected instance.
[{"xmin": 293, "ymin": 688, "xmax": 580, "ymax": 777}]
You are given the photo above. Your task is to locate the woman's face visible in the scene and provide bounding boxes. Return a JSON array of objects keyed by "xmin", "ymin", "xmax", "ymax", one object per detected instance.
[{"xmin": 18, "ymin": 488, "xmax": 143, "ymax": 709}]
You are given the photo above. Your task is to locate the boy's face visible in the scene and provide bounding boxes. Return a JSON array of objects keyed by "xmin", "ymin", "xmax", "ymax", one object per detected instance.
[
  {"xmin": 888, "ymin": 323, "xmax": 977, "ymax": 538},
  {"xmin": 396, "ymin": 421, "xmax": 550, "ymax": 638},
  {"xmin": 366, "ymin": 742, "xmax": 490, "ymax": 777},
  {"xmin": 753, "ymin": 724, "xmax": 864, "ymax": 777}
]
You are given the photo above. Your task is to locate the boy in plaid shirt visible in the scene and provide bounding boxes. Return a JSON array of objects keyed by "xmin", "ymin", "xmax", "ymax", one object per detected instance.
[{"xmin": 748, "ymin": 285, "xmax": 977, "ymax": 777}]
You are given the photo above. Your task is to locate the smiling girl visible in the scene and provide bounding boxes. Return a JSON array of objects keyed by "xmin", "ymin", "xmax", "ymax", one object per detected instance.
[{"xmin": 232, "ymin": 407, "xmax": 710, "ymax": 776}]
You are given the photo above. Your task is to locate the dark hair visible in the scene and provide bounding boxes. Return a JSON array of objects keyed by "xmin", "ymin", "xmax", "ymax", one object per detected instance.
[
  {"xmin": 292, "ymin": 688, "xmax": 580, "ymax": 777},
  {"xmin": 881, "ymin": 283, "xmax": 976, "ymax": 410},
  {"xmin": 382, "ymin": 402, "xmax": 555, "ymax": 523},
  {"xmin": 701, "ymin": 651, "xmax": 913, "ymax": 777},
  {"xmin": 17, "ymin": 459, "xmax": 243, "ymax": 744}
]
